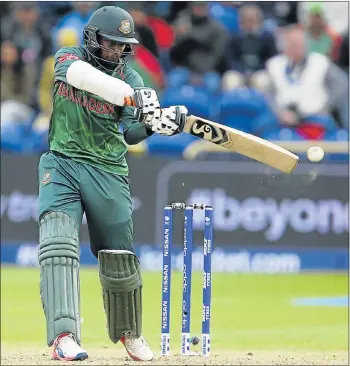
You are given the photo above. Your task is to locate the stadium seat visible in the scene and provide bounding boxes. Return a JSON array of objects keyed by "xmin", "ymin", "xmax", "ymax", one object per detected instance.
[
  {"xmin": 161, "ymin": 85, "xmax": 214, "ymax": 119},
  {"xmin": 203, "ymin": 72, "xmax": 221, "ymax": 94},
  {"xmin": 323, "ymin": 129, "xmax": 349, "ymax": 162},
  {"xmin": 302, "ymin": 115, "xmax": 338, "ymax": 131},
  {"xmin": 1, "ymin": 123, "xmax": 42, "ymax": 154},
  {"xmin": 324, "ymin": 129, "xmax": 349, "ymax": 141},
  {"xmin": 208, "ymin": 3, "xmax": 239, "ymax": 34},
  {"xmin": 166, "ymin": 68, "xmax": 190, "ymax": 88},
  {"xmin": 1, "ymin": 124, "xmax": 24, "ymax": 152},
  {"xmin": 146, "ymin": 132, "xmax": 197, "ymax": 156},
  {"xmin": 261, "ymin": 128, "xmax": 306, "ymax": 141},
  {"xmin": 32, "ymin": 129, "xmax": 49, "ymax": 152},
  {"xmin": 218, "ymin": 88, "xmax": 279, "ymax": 134}
]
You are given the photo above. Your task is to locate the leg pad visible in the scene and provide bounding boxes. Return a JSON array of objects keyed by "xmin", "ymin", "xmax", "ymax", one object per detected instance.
[
  {"xmin": 38, "ymin": 212, "xmax": 81, "ymax": 346},
  {"xmin": 99, "ymin": 250, "xmax": 142, "ymax": 343}
]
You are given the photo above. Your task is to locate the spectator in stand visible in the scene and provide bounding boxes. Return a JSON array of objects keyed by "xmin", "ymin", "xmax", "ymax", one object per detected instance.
[
  {"xmin": 259, "ymin": 26, "xmax": 348, "ymax": 139},
  {"xmin": 208, "ymin": 2, "xmax": 240, "ymax": 35},
  {"xmin": 37, "ymin": 2, "xmax": 74, "ymax": 28},
  {"xmin": 165, "ymin": 2, "xmax": 189, "ymax": 24},
  {"xmin": 1, "ymin": 40, "xmax": 36, "ymax": 125},
  {"xmin": 259, "ymin": 2, "xmax": 299, "ymax": 28},
  {"xmin": 1, "ymin": 2, "xmax": 52, "ymax": 92},
  {"xmin": 169, "ymin": 2, "xmax": 229, "ymax": 76},
  {"xmin": 122, "ymin": 3, "xmax": 165, "ymax": 91},
  {"xmin": 337, "ymin": 32, "xmax": 349, "ymax": 72},
  {"xmin": 33, "ymin": 29, "xmax": 79, "ymax": 132},
  {"xmin": 336, "ymin": 31, "xmax": 349, "ymax": 129},
  {"xmin": 128, "ymin": 58, "xmax": 159, "ymax": 92},
  {"xmin": 52, "ymin": 2, "xmax": 97, "ymax": 47},
  {"xmin": 218, "ymin": 70, "xmax": 280, "ymax": 135},
  {"xmin": 304, "ymin": 3, "xmax": 342, "ymax": 61},
  {"xmin": 298, "ymin": 1, "xmax": 348, "ymax": 35},
  {"xmin": 132, "ymin": 44, "xmax": 166, "ymax": 91},
  {"xmin": 126, "ymin": 2, "xmax": 159, "ymax": 58},
  {"xmin": 227, "ymin": 5, "xmax": 278, "ymax": 75},
  {"xmin": 0, "ymin": 2, "xmax": 11, "ymax": 28}
]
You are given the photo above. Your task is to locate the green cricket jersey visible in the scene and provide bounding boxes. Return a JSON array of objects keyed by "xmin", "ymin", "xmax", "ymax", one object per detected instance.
[{"xmin": 50, "ymin": 46, "xmax": 151, "ymax": 175}]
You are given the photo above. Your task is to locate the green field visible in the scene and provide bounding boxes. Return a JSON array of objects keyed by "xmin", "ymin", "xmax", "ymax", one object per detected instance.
[{"xmin": 1, "ymin": 267, "xmax": 348, "ymax": 353}]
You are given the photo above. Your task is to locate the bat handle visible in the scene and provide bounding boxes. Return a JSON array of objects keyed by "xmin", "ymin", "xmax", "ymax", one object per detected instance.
[{"xmin": 124, "ymin": 96, "xmax": 136, "ymax": 107}]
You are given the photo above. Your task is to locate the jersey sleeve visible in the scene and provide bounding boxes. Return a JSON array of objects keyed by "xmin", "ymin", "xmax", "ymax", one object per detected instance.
[
  {"xmin": 54, "ymin": 46, "xmax": 86, "ymax": 83},
  {"xmin": 122, "ymin": 68, "xmax": 154, "ymax": 145}
]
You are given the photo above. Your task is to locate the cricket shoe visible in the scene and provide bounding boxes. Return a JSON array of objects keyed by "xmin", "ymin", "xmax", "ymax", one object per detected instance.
[
  {"xmin": 120, "ymin": 335, "xmax": 154, "ymax": 361},
  {"xmin": 52, "ymin": 333, "xmax": 88, "ymax": 361}
]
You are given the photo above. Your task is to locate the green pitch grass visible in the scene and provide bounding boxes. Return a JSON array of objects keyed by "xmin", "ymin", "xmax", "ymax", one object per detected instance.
[{"xmin": 1, "ymin": 267, "xmax": 348, "ymax": 352}]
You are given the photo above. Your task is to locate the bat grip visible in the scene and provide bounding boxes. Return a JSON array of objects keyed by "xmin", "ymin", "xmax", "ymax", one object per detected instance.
[{"xmin": 124, "ymin": 96, "xmax": 136, "ymax": 107}]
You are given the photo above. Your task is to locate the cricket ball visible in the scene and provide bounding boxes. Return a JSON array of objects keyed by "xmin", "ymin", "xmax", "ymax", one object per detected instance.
[
  {"xmin": 191, "ymin": 336, "xmax": 200, "ymax": 345},
  {"xmin": 307, "ymin": 146, "xmax": 324, "ymax": 162}
]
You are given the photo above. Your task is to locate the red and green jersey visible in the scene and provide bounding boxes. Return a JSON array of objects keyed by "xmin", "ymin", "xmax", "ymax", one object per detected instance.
[{"xmin": 50, "ymin": 46, "xmax": 144, "ymax": 175}]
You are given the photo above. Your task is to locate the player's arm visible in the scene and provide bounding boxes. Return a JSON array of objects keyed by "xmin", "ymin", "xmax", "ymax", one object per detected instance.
[
  {"xmin": 123, "ymin": 76, "xmax": 188, "ymax": 144},
  {"xmin": 124, "ymin": 103, "xmax": 188, "ymax": 144},
  {"xmin": 55, "ymin": 47, "xmax": 133, "ymax": 106},
  {"xmin": 122, "ymin": 75, "xmax": 155, "ymax": 145},
  {"xmin": 54, "ymin": 47, "xmax": 159, "ymax": 119}
]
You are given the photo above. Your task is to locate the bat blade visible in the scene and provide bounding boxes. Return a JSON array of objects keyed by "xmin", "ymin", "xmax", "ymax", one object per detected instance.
[{"xmin": 183, "ymin": 115, "xmax": 299, "ymax": 173}]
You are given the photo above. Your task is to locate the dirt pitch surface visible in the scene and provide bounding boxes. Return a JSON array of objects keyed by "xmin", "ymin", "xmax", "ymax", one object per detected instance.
[{"xmin": 1, "ymin": 346, "xmax": 348, "ymax": 366}]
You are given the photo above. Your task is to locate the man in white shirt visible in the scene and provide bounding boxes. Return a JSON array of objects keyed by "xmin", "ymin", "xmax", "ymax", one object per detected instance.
[{"xmin": 257, "ymin": 25, "xmax": 348, "ymax": 139}]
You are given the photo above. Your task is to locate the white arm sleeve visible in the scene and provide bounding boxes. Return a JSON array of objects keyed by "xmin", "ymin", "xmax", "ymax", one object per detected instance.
[{"xmin": 66, "ymin": 60, "xmax": 134, "ymax": 106}]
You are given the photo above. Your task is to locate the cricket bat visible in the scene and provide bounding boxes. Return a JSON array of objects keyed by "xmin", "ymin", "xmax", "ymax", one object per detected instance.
[
  {"xmin": 183, "ymin": 116, "xmax": 299, "ymax": 173},
  {"xmin": 124, "ymin": 98, "xmax": 299, "ymax": 173}
]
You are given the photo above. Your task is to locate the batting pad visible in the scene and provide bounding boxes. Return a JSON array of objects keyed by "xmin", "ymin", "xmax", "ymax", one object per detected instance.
[
  {"xmin": 38, "ymin": 212, "xmax": 81, "ymax": 346},
  {"xmin": 98, "ymin": 250, "xmax": 142, "ymax": 343}
]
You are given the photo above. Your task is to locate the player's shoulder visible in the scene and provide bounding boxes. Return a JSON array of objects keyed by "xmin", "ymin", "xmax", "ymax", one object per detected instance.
[
  {"xmin": 54, "ymin": 46, "xmax": 88, "ymax": 62},
  {"xmin": 122, "ymin": 63, "xmax": 144, "ymax": 88}
]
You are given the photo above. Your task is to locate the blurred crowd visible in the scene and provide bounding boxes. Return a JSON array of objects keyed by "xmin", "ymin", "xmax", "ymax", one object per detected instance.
[{"xmin": 1, "ymin": 1, "xmax": 349, "ymax": 155}]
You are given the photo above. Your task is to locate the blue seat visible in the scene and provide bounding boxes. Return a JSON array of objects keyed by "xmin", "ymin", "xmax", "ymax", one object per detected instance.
[
  {"xmin": 1, "ymin": 124, "xmax": 24, "ymax": 152},
  {"xmin": 261, "ymin": 128, "xmax": 306, "ymax": 141},
  {"xmin": 161, "ymin": 85, "xmax": 214, "ymax": 119},
  {"xmin": 218, "ymin": 88, "xmax": 279, "ymax": 134},
  {"xmin": 146, "ymin": 132, "xmax": 197, "ymax": 156},
  {"xmin": 32, "ymin": 129, "xmax": 49, "ymax": 152},
  {"xmin": 208, "ymin": 3, "xmax": 239, "ymax": 34},
  {"xmin": 1, "ymin": 123, "xmax": 48, "ymax": 154},
  {"xmin": 324, "ymin": 129, "xmax": 349, "ymax": 162},
  {"xmin": 324, "ymin": 129, "xmax": 349, "ymax": 141},
  {"xmin": 203, "ymin": 72, "xmax": 221, "ymax": 94},
  {"xmin": 166, "ymin": 69, "xmax": 221, "ymax": 94},
  {"xmin": 166, "ymin": 68, "xmax": 190, "ymax": 88}
]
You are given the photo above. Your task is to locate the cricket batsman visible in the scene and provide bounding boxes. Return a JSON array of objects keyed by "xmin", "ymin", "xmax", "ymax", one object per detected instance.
[{"xmin": 38, "ymin": 6, "xmax": 187, "ymax": 362}]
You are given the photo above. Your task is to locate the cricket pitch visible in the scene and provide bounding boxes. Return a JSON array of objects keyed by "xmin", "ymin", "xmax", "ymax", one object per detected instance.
[{"xmin": 1, "ymin": 346, "xmax": 348, "ymax": 365}]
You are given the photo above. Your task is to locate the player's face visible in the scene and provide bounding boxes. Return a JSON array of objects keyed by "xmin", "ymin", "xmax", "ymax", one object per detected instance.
[{"xmin": 100, "ymin": 39, "xmax": 126, "ymax": 63}]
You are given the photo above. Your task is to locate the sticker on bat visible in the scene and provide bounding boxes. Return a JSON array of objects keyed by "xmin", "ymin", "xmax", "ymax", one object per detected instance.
[{"xmin": 191, "ymin": 119, "xmax": 229, "ymax": 145}]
